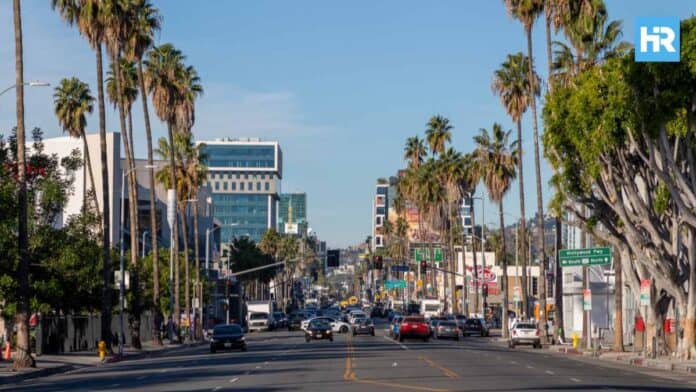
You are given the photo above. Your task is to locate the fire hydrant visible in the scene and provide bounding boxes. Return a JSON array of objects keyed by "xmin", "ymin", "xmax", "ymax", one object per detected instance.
[
  {"xmin": 572, "ymin": 332, "xmax": 579, "ymax": 349},
  {"xmin": 97, "ymin": 340, "xmax": 106, "ymax": 361}
]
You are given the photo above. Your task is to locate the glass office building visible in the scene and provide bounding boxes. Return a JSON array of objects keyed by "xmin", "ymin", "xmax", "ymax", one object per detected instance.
[
  {"xmin": 200, "ymin": 138, "xmax": 282, "ymax": 243},
  {"xmin": 278, "ymin": 193, "xmax": 308, "ymax": 235}
]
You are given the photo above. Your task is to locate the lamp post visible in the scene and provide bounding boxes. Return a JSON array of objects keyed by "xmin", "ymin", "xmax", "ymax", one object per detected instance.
[
  {"xmin": 0, "ymin": 80, "xmax": 50, "ymax": 97},
  {"xmin": 118, "ymin": 164, "xmax": 156, "ymax": 356}
]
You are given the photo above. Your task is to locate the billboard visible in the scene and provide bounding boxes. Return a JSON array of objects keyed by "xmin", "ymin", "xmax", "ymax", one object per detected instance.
[{"xmin": 284, "ymin": 222, "xmax": 298, "ymax": 235}]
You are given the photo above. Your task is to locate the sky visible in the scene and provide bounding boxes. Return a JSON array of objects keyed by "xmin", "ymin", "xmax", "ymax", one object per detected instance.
[{"xmin": 1, "ymin": 1, "xmax": 694, "ymax": 248}]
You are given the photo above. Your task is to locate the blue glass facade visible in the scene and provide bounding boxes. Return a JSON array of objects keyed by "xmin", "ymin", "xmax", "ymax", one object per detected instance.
[{"xmin": 200, "ymin": 140, "xmax": 281, "ymax": 244}]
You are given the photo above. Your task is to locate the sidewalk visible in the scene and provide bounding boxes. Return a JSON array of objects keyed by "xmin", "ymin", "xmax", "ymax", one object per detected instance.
[
  {"xmin": 548, "ymin": 345, "xmax": 696, "ymax": 375},
  {"xmin": 0, "ymin": 340, "xmax": 204, "ymax": 385}
]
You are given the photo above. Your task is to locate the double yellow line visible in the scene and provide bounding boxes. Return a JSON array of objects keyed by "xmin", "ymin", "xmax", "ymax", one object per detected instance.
[{"xmin": 343, "ymin": 335, "xmax": 457, "ymax": 391}]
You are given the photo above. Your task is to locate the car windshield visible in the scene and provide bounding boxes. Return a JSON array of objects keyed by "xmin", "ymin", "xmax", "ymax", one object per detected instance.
[
  {"xmin": 250, "ymin": 313, "xmax": 268, "ymax": 320},
  {"xmin": 310, "ymin": 320, "xmax": 330, "ymax": 329},
  {"xmin": 467, "ymin": 319, "xmax": 481, "ymax": 325},
  {"xmin": 455, "ymin": 315, "xmax": 467, "ymax": 320},
  {"xmin": 213, "ymin": 325, "xmax": 242, "ymax": 335},
  {"xmin": 516, "ymin": 323, "xmax": 536, "ymax": 329},
  {"xmin": 439, "ymin": 322, "xmax": 457, "ymax": 327}
]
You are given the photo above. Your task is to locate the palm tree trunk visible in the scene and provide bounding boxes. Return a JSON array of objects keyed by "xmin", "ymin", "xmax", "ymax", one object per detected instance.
[
  {"xmin": 137, "ymin": 60, "xmax": 161, "ymax": 345},
  {"xmin": 499, "ymin": 203, "xmax": 509, "ymax": 338},
  {"xmin": 180, "ymin": 209, "xmax": 191, "ymax": 342},
  {"xmin": 192, "ymin": 200, "xmax": 201, "ymax": 340},
  {"xmin": 471, "ymin": 203, "xmax": 479, "ymax": 314},
  {"xmin": 166, "ymin": 122, "xmax": 180, "ymax": 335},
  {"xmin": 81, "ymin": 132, "xmax": 100, "ymax": 215},
  {"xmin": 125, "ymin": 108, "xmax": 141, "ymax": 349},
  {"xmin": 516, "ymin": 119, "xmax": 528, "ymax": 318},
  {"xmin": 448, "ymin": 201, "xmax": 458, "ymax": 314},
  {"xmin": 613, "ymin": 246, "xmax": 623, "ymax": 351},
  {"xmin": 96, "ymin": 43, "xmax": 113, "ymax": 352},
  {"xmin": 526, "ymin": 27, "xmax": 547, "ymax": 341},
  {"xmin": 12, "ymin": 0, "xmax": 34, "ymax": 369}
]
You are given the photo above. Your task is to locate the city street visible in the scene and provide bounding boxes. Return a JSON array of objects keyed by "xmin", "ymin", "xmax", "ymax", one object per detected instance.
[{"xmin": 6, "ymin": 322, "xmax": 696, "ymax": 392}]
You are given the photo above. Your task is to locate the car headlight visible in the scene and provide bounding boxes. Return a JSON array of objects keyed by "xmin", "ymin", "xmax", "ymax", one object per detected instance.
[
  {"xmin": 210, "ymin": 338, "xmax": 218, "ymax": 343},
  {"xmin": 240, "ymin": 336, "xmax": 245, "ymax": 341}
]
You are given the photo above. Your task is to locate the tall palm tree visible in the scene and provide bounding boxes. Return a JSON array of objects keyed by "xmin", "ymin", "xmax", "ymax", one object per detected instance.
[
  {"xmin": 474, "ymin": 123, "xmax": 519, "ymax": 338},
  {"xmin": 504, "ymin": 0, "xmax": 546, "ymax": 328},
  {"xmin": 12, "ymin": 0, "xmax": 34, "ymax": 370},
  {"xmin": 492, "ymin": 52, "xmax": 539, "ymax": 315},
  {"xmin": 145, "ymin": 43, "xmax": 187, "ymax": 330},
  {"xmin": 122, "ymin": 0, "xmax": 162, "ymax": 344},
  {"xmin": 425, "ymin": 115, "xmax": 453, "ymax": 157},
  {"xmin": 404, "ymin": 136, "xmax": 427, "ymax": 169},
  {"xmin": 53, "ymin": 77, "xmax": 98, "ymax": 214},
  {"xmin": 52, "ymin": 0, "xmax": 113, "ymax": 350}
]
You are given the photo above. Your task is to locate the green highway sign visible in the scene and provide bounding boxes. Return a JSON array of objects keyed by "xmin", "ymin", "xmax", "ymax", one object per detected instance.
[
  {"xmin": 415, "ymin": 247, "xmax": 443, "ymax": 264},
  {"xmin": 559, "ymin": 247, "xmax": 612, "ymax": 267},
  {"xmin": 384, "ymin": 279, "xmax": 406, "ymax": 289}
]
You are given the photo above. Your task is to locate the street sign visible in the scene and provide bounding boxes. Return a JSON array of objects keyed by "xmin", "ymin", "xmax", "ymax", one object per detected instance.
[
  {"xmin": 391, "ymin": 264, "xmax": 409, "ymax": 273},
  {"xmin": 583, "ymin": 289, "xmax": 592, "ymax": 310},
  {"xmin": 415, "ymin": 247, "xmax": 443, "ymax": 263},
  {"xmin": 384, "ymin": 280, "xmax": 406, "ymax": 289},
  {"xmin": 559, "ymin": 247, "xmax": 612, "ymax": 267},
  {"xmin": 434, "ymin": 248, "xmax": 443, "ymax": 263},
  {"xmin": 513, "ymin": 286, "xmax": 521, "ymax": 303},
  {"xmin": 640, "ymin": 279, "xmax": 651, "ymax": 306}
]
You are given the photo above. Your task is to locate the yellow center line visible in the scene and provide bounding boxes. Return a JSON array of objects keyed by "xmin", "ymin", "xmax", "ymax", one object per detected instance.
[{"xmin": 419, "ymin": 355, "xmax": 460, "ymax": 379}]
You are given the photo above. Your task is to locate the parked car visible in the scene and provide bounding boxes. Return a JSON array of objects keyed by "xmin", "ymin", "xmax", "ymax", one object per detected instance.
[
  {"xmin": 305, "ymin": 319, "xmax": 333, "ymax": 342},
  {"xmin": 273, "ymin": 312, "xmax": 288, "ymax": 329},
  {"xmin": 210, "ymin": 324, "xmax": 247, "ymax": 353},
  {"xmin": 434, "ymin": 321, "xmax": 460, "ymax": 340},
  {"xmin": 288, "ymin": 311, "xmax": 306, "ymax": 331},
  {"xmin": 398, "ymin": 316, "xmax": 430, "ymax": 342},
  {"xmin": 509, "ymin": 322, "xmax": 541, "ymax": 348},
  {"xmin": 390, "ymin": 315, "xmax": 403, "ymax": 339},
  {"xmin": 352, "ymin": 318, "xmax": 375, "ymax": 336},
  {"xmin": 462, "ymin": 318, "xmax": 490, "ymax": 337}
]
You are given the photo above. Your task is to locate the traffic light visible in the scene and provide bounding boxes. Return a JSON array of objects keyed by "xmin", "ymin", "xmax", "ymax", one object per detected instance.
[
  {"xmin": 482, "ymin": 283, "xmax": 489, "ymax": 297},
  {"xmin": 373, "ymin": 255, "xmax": 383, "ymax": 270},
  {"xmin": 420, "ymin": 260, "xmax": 427, "ymax": 273}
]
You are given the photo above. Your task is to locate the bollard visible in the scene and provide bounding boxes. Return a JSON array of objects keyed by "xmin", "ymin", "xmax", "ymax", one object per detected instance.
[
  {"xmin": 97, "ymin": 340, "xmax": 106, "ymax": 361},
  {"xmin": 2, "ymin": 341, "xmax": 10, "ymax": 361}
]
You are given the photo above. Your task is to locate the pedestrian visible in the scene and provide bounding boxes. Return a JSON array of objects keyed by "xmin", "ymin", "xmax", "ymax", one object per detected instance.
[{"xmin": 166, "ymin": 316, "xmax": 174, "ymax": 343}]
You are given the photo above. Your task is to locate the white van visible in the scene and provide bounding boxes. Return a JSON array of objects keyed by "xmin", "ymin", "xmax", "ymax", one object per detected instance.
[{"xmin": 420, "ymin": 299, "xmax": 443, "ymax": 319}]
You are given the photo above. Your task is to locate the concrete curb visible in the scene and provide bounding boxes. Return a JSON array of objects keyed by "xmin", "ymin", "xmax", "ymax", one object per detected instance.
[{"xmin": 0, "ymin": 342, "xmax": 206, "ymax": 385}]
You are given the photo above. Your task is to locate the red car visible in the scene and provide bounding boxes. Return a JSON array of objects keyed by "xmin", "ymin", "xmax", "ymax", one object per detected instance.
[{"xmin": 398, "ymin": 316, "xmax": 430, "ymax": 342}]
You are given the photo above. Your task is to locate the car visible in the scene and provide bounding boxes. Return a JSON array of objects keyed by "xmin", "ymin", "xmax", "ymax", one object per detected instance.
[
  {"xmin": 352, "ymin": 318, "xmax": 375, "ymax": 336},
  {"xmin": 462, "ymin": 318, "xmax": 490, "ymax": 337},
  {"xmin": 248, "ymin": 312, "xmax": 273, "ymax": 332},
  {"xmin": 288, "ymin": 311, "xmax": 306, "ymax": 331},
  {"xmin": 509, "ymin": 322, "xmax": 541, "ymax": 348},
  {"xmin": 347, "ymin": 311, "xmax": 367, "ymax": 324},
  {"xmin": 434, "ymin": 321, "xmax": 460, "ymax": 340},
  {"xmin": 305, "ymin": 319, "xmax": 333, "ymax": 342},
  {"xmin": 273, "ymin": 312, "xmax": 288, "ymax": 328},
  {"xmin": 390, "ymin": 315, "xmax": 403, "ymax": 339},
  {"xmin": 398, "ymin": 316, "xmax": 430, "ymax": 342},
  {"xmin": 301, "ymin": 316, "xmax": 351, "ymax": 333},
  {"xmin": 209, "ymin": 324, "xmax": 247, "ymax": 353}
]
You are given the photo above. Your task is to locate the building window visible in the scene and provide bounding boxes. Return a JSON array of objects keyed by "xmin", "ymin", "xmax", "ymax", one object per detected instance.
[
  {"xmin": 532, "ymin": 277, "xmax": 538, "ymax": 296},
  {"xmin": 256, "ymin": 182, "xmax": 261, "ymax": 191},
  {"xmin": 240, "ymin": 182, "xmax": 245, "ymax": 191},
  {"xmin": 265, "ymin": 182, "xmax": 270, "ymax": 191},
  {"xmin": 231, "ymin": 182, "xmax": 237, "ymax": 191},
  {"xmin": 375, "ymin": 215, "xmax": 383, "ymax": 227},
  {"xmin": 248, "ymin": 182, "xmax": 252, "ymax": 190},
  {"xmin": 214, "ymin": 182, "xmax": 220, "ymax": 191},
  {"xmin": 223, "ymin": 182, "xmax": 228, "ymax": 191},
  {"xmin": 244, "ymin": 174, "xmax": 248, "ymax": 180},
  {"xmin": 375, "ymin": 235, "xmax": 383, "ymax": 247},
  {"xmin": 236, "ymin": 173, "xmax": 240, "ymax": 179}
]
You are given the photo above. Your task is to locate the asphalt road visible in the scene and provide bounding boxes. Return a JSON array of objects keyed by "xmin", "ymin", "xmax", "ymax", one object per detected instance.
[{"xmin": 6, "ymin": 321, "xmax": 696, "ymax": 391}]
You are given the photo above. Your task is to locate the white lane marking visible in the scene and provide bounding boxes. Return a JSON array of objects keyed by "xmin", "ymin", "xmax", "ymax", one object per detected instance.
[
  {"xmin": 230, "ymin": 377, "xmax": 239, "ymax": 383},
  {"xmin": 212, "ymin": 387, "xmax": 222, "ymax": 391},
  {"xmin": 264, "ymin": 361, "xmax": 269, "ymax": 365},
  {"xmin": 570, "ymin": 377, "xmax": 581, "ymax": 382},
  {"xmin": 255, "ymin": 365, "xmax": 261, "ymax": 369},
  {"xmin": 160, "ymin": 369, "xmax": 168, "ymax": 373},
  {"xmin": 383, "ymin": 335, "xmax": 409, "ymax": 350},
  {"xmin": 545, "ymin": 370, "xmax": 555, "ymax": 375},
  {"xmin": 392, "ymin": 362, "xmax": 398, "ymax": 367},
  {"xmin": 509, "ymin": 361, "xmax": 518, "ymax": 365},
  {"xmin": 526, "ymin": 365, "xmax": 534, "ymax": 369}
]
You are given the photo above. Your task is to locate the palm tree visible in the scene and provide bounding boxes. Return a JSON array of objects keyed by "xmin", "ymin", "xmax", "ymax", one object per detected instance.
[
  {"xmin": 504, "ymin": 0, "xmax": 546, "ymax": 328},
  {"xmin": 121, "ymin": 0, "xmax": 162, "ymax": 344},
  {"xmin": 145, "ymin": 43, "xmax": 187, "ymax": 330},
  {"xmin": 53, "ymin": 77, "xmax": 99, "ymax": 214},
  {"xmin": 492, "ymin": 52, "xmax": 539, "ymax": 315},
  {"xmin": 52, "ymin": 0, "xmax": 113, "ymax": 351},
  {"xmin": 404, "ymin": 136, "xmax": 427, "ymax": 169},
  {"xmin": 12, "ymin": 0, "xmax": 34, "ymax": 370},
  {"xmin": 425, "ymin": 115, "xmax": 453, "ymax": 157},
  {"xmin": 474, "ymin": 123, "xmax": 519, "ymax": 338}
]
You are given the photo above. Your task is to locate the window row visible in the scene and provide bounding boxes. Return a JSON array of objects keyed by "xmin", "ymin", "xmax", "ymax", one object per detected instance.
[
  {"xmin": 212, "ymin": 181, "xmax": 271, "ymax": 192},
  {"xmin": 209, "ymin": 172, "xmax": 275, "ymax": 180}
]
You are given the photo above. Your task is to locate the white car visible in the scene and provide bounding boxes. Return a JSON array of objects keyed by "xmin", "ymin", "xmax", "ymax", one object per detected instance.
[
  {"xmin": 301, "ymin": 317, "xmax": 351, "ymax": 333},
  {"xmin": 347, "ymin": 311, "xmax": 367, "ymax": 324},
  {"xmin": 509, "ymin": 322, "xmax": 541, "ymax": 349}
]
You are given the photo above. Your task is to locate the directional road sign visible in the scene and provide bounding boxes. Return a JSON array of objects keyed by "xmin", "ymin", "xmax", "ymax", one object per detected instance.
[
  {"xmin": 391, "ymin": 264, "xmax": 410, "ymax": 273},
  {"xmin": 384, "ymin": 280, "xmax": 406, "ymax": 289},
  {"xmin": 415, "ymin": 248, "xmax": 443, "ymax": 264},
  {"xmin": 559, "ymin": 247, "xmax": 611, "ymax": 267}
]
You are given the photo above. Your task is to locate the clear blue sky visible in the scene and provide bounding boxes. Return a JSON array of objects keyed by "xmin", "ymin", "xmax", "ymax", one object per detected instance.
[{"xmin": 1, "ymin": 1, "xmax": 693, "ymax": 248}]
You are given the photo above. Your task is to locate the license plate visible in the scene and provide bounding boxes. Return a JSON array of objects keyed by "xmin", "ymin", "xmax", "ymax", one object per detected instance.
[
  {"xmin": 224, "ymin": 343, "xmax": 231, "ymax": 348},
  {"xmin": 317, "ymin": 334, "xmax": 322, "ymax": 338}
]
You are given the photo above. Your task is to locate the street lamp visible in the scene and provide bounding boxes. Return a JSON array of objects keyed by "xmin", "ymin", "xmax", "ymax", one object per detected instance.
[
  {"xmin": 0, "ymin": 80, "xmax": 50, "ymax": 97},
  {"xmin": 118, "ymin": 164, "xmax": 156, "ymax": 356}
]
